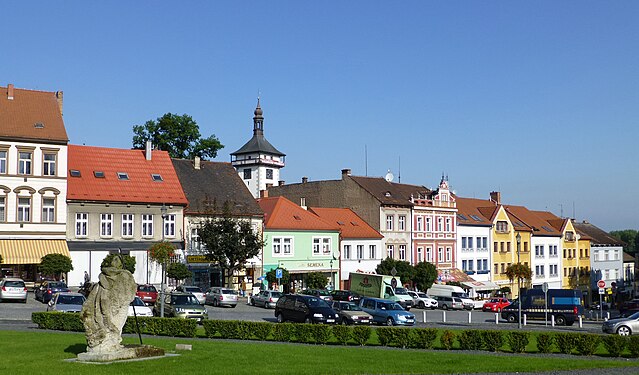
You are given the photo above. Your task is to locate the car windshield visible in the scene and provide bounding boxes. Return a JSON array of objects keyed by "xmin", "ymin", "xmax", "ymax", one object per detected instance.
[
  {"xmin": 185, "ymin": 287, "xmax": 202, "ymax": 293},
  {"xmin": 58, "ymin": 295, "xmax": 85, "ymax": 305},
  {"xmin": 417, "ymin": 293, "xmax": 429, "ymax": 298},
  {"xmin": 49, "ymin": 282, "xmax": 67, "ymax": 288},
  {"xmin": 627, "ymin": 311, "xmax": 639, "ymax": 320},
  {"xmin": 270, "ymin": 292, "xmax": 282, "ymax": 298},
  {"xmin": 307, "ymin": 297, "xmax": 328, "ymax": 307},
  {"xmin": 490, "ymin": 298, "xmax": 500, "ymax": 303},
  {"xmin": 5, "ymin": 281, "xmax": 25, "ymax": 287},
  {"xmin": 394, "ymin": 288, "xmax": 409, "ymax": 295},
  {"xmin": 130, "ymin": 297, "xmax": 145, "ymax": 306},
  {"xmin": 452, "ymin": 291, "xmax": 469, "ymax": 299},
  {"xmin": 172, "ymin": 295, "xmax": 200, "ymax": 305},
  {"xmin": 342, "ymin": 302, "xmax": 361, "ymax": 311},
  {"xmin": 317, "ymin": 290, "xmax": 330, "ymax": 296},
  {"xmin": 221, "ymin": 289, "xmax": 237, "ymax": 295},
  {"xmin": 382, "ymin": 302, "xmax": 404, "ymax": 310},
  {"xmin": 138, "ymin": 285, "xmax": 157, "ymax": 292}
]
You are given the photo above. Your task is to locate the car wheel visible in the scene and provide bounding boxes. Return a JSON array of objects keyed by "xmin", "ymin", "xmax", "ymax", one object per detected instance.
[
  {"xmin": 341, "ymin": 318, "xmax": 348, "ymax": 325},
  {"xmin": 442, "ymin": 304, "xmax": 449, "ymax": 310},
  {"xmin": 418, "ymin": 301, "xmax": 425, "ymax": 309},
  {"xmin": 506, "ymin": 313, "xmax": 517, "ymax": 323},
  {"xmin": 555, "ymin": 315, "xmax": 566, "ymax": 326},
  {"xmin": 250, "ymin": 298, "xmax": 255, "ymax": 306},
  {"xmin": 617, "ymin": 325, "xmax": 632, "ymax": 336},
  {"xmin": 386, "ymin": 317, "xmax": 394, "ymax": 326},
  {"xmin": 430, "ymin": 306, "xmax": 436, "ymax": 310}
]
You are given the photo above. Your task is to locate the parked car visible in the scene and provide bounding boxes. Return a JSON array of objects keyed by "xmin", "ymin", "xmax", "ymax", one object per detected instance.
[
  {"xmin": 482, "ymin": 297, "xmax": 511, "ymax": 312},
  {"xmin": 619, "ymin": 299, "xmax": 639, "ymax": 315},
  {"xmin": 359, "ymin": 297, "xmax": 415, "ymax": 326},
  {"xmin": 331, "ymin": 290, "xmax": 362, "ymax": 304},
  {"xmin": 250, "ymin": 290, "xmax": 282, "ymax": 309},
  {"xmin": 406, "ymin": 291, "xmax": 437, "ymax": 309},
  {"xmin": 176, "ymin": 285, "xmax": 205, "ymax": 304},
  {"xmin": 77, "ymin": 282, "xmax": 94, "ymax": 297},
  {"xmin": 35, "ymin": 281, "xmax": 70, "ymax": 303},
  {"xmin": 433, "ymin": 295, "xmax": 464, "ymax": 310},
  {"xmin": 205, "ymin": 287, "xmax": 238, "ymax": 308},
  {"xmin": 136, "ymin": 284, "xmax": 158, "ymax": 305},
  {"xmin": 128, "ymin": 296, "xmax": 154, "ymax": 317},
  {"xmin": 602, "ymin": 311, "xmax": 639, "ymax": 336},
  {"xmin": 274, "ymin": 294, "xmax": 339, "ymax": 324},
  {"xmin": 331, "ymin": 301, "xmax": 372, "ymax": 325},
  {"xmin": 47, "ymin": 292, "xmax": 86, "ymax": 313},
  {"xmin": 153, "ymin": 292, "xmax": 208, "ymax": 322},
  {"xmin": 302, "ymin": 289, "xmax": 333, "ymax": 302},
  {"xmin": 0, "ymin": 278, "xmax": 28, "ymax": 303}
]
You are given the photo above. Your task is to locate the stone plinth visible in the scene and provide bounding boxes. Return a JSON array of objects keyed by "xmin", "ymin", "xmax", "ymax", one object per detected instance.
[{"xmin": 77, "ymin": 345, "xmax": 165, "ymax": 362}]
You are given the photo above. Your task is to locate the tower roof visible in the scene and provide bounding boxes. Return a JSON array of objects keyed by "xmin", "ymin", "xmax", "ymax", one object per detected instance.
[{"xmin": 231, "ymin": 99, "xmax": 285, "ymax": 157}]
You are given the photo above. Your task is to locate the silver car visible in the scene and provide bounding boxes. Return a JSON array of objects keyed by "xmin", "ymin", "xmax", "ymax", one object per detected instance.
[
  {"xmin": 0, "ymin": 278, "xmax": 28, "ymax": 303},
  {"xmin": 205, "ymin": 287, "xmax": 238, "ymax": 308},
  {"xmin": 250, "ymin": 290, "xmax": 282, "ymax": 309},
  {"xmin": 602, "ymin": 311, "xmax": 639, "ymax": 336},
  {"xmin": 176, "ymin": 285, "xmax": 206, "ymax": 305},
  {"xmin": 47, "ymin": 292, "xmax": 86, "ymax": 313}
]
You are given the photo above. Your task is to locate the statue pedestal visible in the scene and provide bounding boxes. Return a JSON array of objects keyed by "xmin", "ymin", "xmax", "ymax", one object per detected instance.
[{"xmin": 77, "ymin": 345, "xmax": 165, "ymax": 362}]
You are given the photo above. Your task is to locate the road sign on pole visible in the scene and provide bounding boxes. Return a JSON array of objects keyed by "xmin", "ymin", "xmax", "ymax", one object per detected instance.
[
  {"xmin": 543, "ymin": 282, "xmax": 549, "ymax": 326},
  {"xmin": 598, "ymin": 280, "xmax": 606, "ymax": 288},
  {"xmin": 276, "ymin": 268, "xmax": 283, "ymax": 279},
  {"xmin": 599, "ymin": 288, "xmax": 605, "ymax": 295}
]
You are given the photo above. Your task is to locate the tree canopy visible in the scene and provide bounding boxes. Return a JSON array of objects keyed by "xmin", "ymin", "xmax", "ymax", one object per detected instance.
[
  {"xmin": 412, "ymin": 261, "xmax": 438, "ymax": 291},
  {"xmin": 39, "ymin": 254, "xmax": 73, "ymax": 280},
  {"xmin": 375, "ymin": 257, "xmax": 415, "ymax": 285},
  {"xmin": 132, "ymin": 113, "xmax": 223, "ymax": 159},
  {"xmin": 167, "ymin": 262, "xmax": 193, "ymax": 284},
  {"xmin": 101, "ymin": 253, "xmax": 136, "ymax": 274},
  {"xmin": 266, "ymin": 267, "xmax": 290, "ymax": 287},
  {"xmin": 505, "ymin": 263, "xmax": 532, "ymax": 284},
  {"xmin": 610, "ymin": 229, "xmax": 637, "ymax": 254},
  {"xmin": 305, "ymin": 271, "xmax": 328, "ymax": 290}
]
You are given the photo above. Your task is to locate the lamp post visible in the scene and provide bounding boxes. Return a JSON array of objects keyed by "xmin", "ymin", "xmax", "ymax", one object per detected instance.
[
  {"xmin": 160, "ymin": 204, "xmax": 168, "ymax": 318},
  {"xmin": 329, "ymin": 258, "xmax": 334, "ymax": 291},
  {"xmin": 516, "ymin": 232, "xmax": 522, "ymax": 329}
]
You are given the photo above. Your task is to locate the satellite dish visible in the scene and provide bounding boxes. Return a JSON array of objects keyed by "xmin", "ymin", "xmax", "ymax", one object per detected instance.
[{"xmin": 385, "ymin": 170, "xmax": 394, "ymax": 182}]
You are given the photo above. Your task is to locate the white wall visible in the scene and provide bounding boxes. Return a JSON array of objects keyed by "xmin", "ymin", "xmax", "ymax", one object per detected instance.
[{"xmin": 456, "ymin": 225, "xmax": 492, "ymax": 282}]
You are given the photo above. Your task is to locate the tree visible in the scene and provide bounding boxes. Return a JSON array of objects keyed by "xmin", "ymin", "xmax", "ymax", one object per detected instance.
[
  {"xmin": 305, "ymin": 271, "xmax": 328, "ymax": 290},
  {"xmin": 167, "ymin": 262, "xmax": 193, "ymax": 285},
  {"xmin": 39, "ymin": 254, "xmax": 73, "ymax": 280},
  {"xmin": 610, "ymin": 230, "xmax": 637, "ymax": 254},
  {"xmin": 505, "ymin": 263, "xmax": 532, "ymax": 296},
  {"xmin": 148, "ymin": 241, "xmax": 175, "ymax": 265},
  {"xmin": 375, "ymin": 257, "xmax": 415, "ymax": 286},
  {"xmin": 266, "ymin": 267, "xmax": 290, "ymax": 287},
  {"xmin": 101, "ymin": 253, "xmax": 136, "ymax": 274},
  {"xmin": 412, "ymin": 261, "xmax": 438, "ymax": 291},
  {"xmin": 132, "ymin": 112, "xmax": 223, "ymax": 159},
  {"xmin": 198, "ymin": 216, "xmax": 264, "ymax": 288}
]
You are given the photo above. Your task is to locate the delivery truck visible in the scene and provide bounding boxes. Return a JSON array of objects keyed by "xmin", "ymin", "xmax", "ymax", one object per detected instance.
[{"xmin": 348, "ymin": 272, "xmax": 413, "ymax": 310}]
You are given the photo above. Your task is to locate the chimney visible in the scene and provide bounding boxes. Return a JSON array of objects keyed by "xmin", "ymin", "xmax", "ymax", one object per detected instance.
[
  {"xmin": 489, "ymin": 191, "xmax": 501, "ymax": 205},
  {"xmin": 194, "ymin": 156, "xmax": 201, "ymax": 170},
  {"xmin": 278, "ymin": 180, "xmax": 285, "ymax": 186},
  {"xmin": 302, "ymin": 176, "xmax": 308, "ymax": 183},
  {"xmin": 7, "ymin": 84, "xmax": 14, "ymax": 100},
  {"xmin": 341, "ymin": 168, "xmax": 351, "ymax": 179},
  {"xmin": 145, "ymin": 140, "xmax": 152, "ymax": 161},
  {"xmin": 55, "ymin": 91, "xmax": 63, "ymax": 115},
  {"xmin": 260, "ymin": 190, "xmax": 269, "ymax": 198}
]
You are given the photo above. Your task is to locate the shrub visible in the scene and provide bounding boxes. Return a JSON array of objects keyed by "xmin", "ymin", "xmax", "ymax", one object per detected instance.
[
  {"xmin": 575, "ymin": 333, "xmax": 600, "ymax": 356},
  {"xmin": 272, "ymin": 323, "xmax": 294, "ymax": 342},
  {"xmin": 352, "ymin": 326, "xmax": 372, "ymax": 346},
  {"xmin": 602, "ymin": 335, "xmax": 627, "ymax": 357},
  {"xmin": 393, "ymin": 328, "xmax": 412, "ymax": 349},
  {"xmin": 310, "ymin": 324, "xmax": 332, "ymax": 345},
  {"xmin": 203, "ymin": 320, "xmax": 221, "ymax": 338},
  {"xmin": 481, "ymin": 330, "xmax": 503, "ymax": 352},
  {"xmin": 251, "ymin": 322, "xmax": 273, "ymax": 341},
  {"xmin": 536, "ymin": 333, "xmax": 554, "ymax": 354},
  {"xmin": 293, "ymin": 324, "xmax": 312, "ymax": 343},
  {"xmin": 628, "ymin": 335, "xmax": 639, "ymax": 358},
  {"xmin": 218, "ymin": 320, "xmax": 240, "ymax": 339},
  {"xmin": 332, "ymin": 325, "xmax": 352, "ymax": 345},
  {"xmin": 237, "ymin": 321, "xmax": 253, "ymax": 340},
  {"xmin": 411, "ymin": 328, "xmax": 438, "ymax": 349},
  {"xmin": 32, "ymin": 312, "xmax": 84, "ymax": 331},
  {"xmin": 376, "ymin": 327, "xmax": 393, "ymax": 346},
  {"xmin": 458, "ymin": 330, "xmax": 483, "ymax": 351},
  {"xmin": 555, "ymin": 333, "xmax": 577, "ymax": 355},
  {"xmin": 507, "ymin": 331, "xmax": 529, "ymax": 353},
  {"xmin": 440, "ymin": 330, "xmax": 456, "ymax": 350}
]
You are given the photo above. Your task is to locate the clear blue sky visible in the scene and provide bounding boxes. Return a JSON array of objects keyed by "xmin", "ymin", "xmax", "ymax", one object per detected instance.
[{"xmin": 2, "ymin": 2, "xmax": 638, "ymax": 231}]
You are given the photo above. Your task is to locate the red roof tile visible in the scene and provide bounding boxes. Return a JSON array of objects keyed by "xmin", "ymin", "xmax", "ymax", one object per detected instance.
[
  {"xmin": 308, "ymin": 207, "xmax": 383, "ymax": 239},
  {"xmin": 257, "ymin": 197, "xmax": 338, "ymax": 231},
  {"xmin": 67, "ymin": 145, "xmax": 188, "ymax": 205},
  {"xmin": 456, "ymin": 197, "xmax": 496, "ymax": 226}
]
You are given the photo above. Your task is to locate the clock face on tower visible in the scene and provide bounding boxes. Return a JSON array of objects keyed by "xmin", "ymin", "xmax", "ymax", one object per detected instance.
[{"xmin": 266, "ymin": 169, "xmax": 273, "ymax": 180}]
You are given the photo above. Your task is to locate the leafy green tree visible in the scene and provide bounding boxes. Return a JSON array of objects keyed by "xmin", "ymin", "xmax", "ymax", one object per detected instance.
[
  {"xmin": 198, "ymin": 216, "xmax": 264, "ymax": 288},
  {"xmin": 610, "ymin": 229, "xmax": 637, "ymax": 254},
  {"xmin": 375, "ymin": 257, "xmax": 415, "ymax": 286},
  {"xmin": 39, "ymin": 254, "xmax": 73, "ymax": 280},
  {"xmin": 101, "ymin": 253, "xmax": 136, "ymax": 274},
  {"xmin": 506, "ymin": 263, "xmax": 533, "ymax": 296},
  {"xmin": 148, "ymin": 241, "xmax": 175, "ymax": 265},
  {"xmin": 167, "ymin": 262, "xmax": 193, "ymax": 285},
  {"xmin": 412, "ymin": 261, "xmax": 438, "ymax": 291},
  {"xmin": 266, "ymin": 267, "xmax": 290, "ymax": 287},
  {"xmin": 132, "ymin": 112, "xmax": 223, "ymax": 159},
  {"xmin": 305, "ymin": 271, "xmax": 328, "ymax": 289}
]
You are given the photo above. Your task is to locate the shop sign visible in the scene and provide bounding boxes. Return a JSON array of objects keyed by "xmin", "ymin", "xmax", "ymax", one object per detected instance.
[{"xmin": 187, "ymin": 255, "xmax": 209, "ymax": 263}]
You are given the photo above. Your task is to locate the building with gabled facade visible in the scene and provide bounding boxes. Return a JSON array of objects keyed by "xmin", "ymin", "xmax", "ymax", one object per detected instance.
[
  {"xmin": 66, "ymin": 143, "xmax": 187, "ymax": 287},
  {"xmin": 0, "ymin": 84, "xmax": 70, "ymax": 284},
  {"xmin": 172, "ymin": 157, "xmax": 263, "ymax": 291}
]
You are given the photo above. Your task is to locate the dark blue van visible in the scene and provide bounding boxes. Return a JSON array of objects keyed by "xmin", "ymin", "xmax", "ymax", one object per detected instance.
[{"xmin": 501, "ymin": 288, "xmax": 583, "ymax": 326}]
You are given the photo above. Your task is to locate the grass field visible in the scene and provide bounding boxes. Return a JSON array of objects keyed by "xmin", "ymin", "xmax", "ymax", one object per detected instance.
[{"xmin": 2, "ymin": 330, "xmax": 638, "ymax": 374}]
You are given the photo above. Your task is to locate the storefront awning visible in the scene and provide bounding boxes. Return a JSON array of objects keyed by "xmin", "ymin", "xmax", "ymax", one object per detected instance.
[
  {"xmin": 462, "ymin": 280, "xmax": 500, "ymax": 291},
  {"xmin": 0, "ymin": 240, "xmax": 70, "ymax": 264},
  {"xmin": 437, "ymin": 268, "xmax": 475, "ymax": 283}
]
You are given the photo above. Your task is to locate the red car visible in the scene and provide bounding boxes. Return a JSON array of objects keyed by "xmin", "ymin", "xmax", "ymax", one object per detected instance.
[
  {"xmin": 482, "ymin": 297, "xmax": 511, "ymax": 312},
  {"xmin": 136, "ymin": 284, "xmax": 158, "ymax": 305}
]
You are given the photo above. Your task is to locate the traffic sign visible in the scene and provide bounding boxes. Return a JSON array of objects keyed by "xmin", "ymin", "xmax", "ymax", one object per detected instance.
[
  {"xmin": 599, "ymin": 288, "xmax": 605, "ymax": 295},
  {"xmin": 542, "ymin": 282, "xmax": 549, "ymax": 293},
  {"xmin": 276, "ymin": 268, "xmax": 283, "ymax": 279},
  {"xmin": 597, "ymin": 280, "xmax": 606, "ymax": 288}
]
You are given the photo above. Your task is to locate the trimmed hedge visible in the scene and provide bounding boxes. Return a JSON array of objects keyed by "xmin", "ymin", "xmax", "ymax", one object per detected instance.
[
  {"xmin": 507, "ymin": 331, "xmax": 529, "ymax": 353},
  {"xmin": 481, "ymin": 330, "xmax": 503, "ymax": 352},
  {"xmin": 411, "ymin": 328, "xmax": 438, "ymax": 349},
  {"xmin": 441, "ymin": 330, "xmax": 456, "ymax": 350},
  {"xmin": 602, "ymin": 335, "xmax": 627, "ymax": 357},
  {"xmin": 575, "ymin": 333, "xmax": 600, "ymax": 356},
  {"xmin": 352, "ymin": 326, "xmax": 371, "ymax": 346},
  {"xmin": 332, "ymin": 325, "xmax": 352, "ymax": 345},
  {"xmin": 458, "ymin": 330, "xmax": 483, "ymax": 351},
  {"xmin": 556, "ymin": 333, "xmax": 577, "ymax": 355},
  {"xmin": 536, "ymin": 333, "xmax": 554, "ymax": 354}
]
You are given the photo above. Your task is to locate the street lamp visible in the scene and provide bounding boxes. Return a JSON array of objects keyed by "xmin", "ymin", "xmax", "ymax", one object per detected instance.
[
  {"xmin": 160, "ymin": 204, "xmax": 168, "ymax": 318},
  {"xmin": 329, "ymin": 258, "xmax": 334, "ymax": 291},
  {"xmin": 516, "ymin": 231, "xmax": 522, "ymax": 329}
]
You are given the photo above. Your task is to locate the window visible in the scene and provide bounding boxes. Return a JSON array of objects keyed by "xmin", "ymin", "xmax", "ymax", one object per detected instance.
[
  {"xmin": 565, "ymin": 231, "xmax": 575, "ymax": 241},
  {"xmin": 0, "ymin": 149, "xmax": 6, "ymax": 174},
  {"xmin": 399, "ymin": 245, "xmax": 406, "ymax": 260},
  {"xmin": 43, "ymin": 153, "xmax": 56, "ymax": 176},
  {"xmin": 18, "ymin": 151, "xmax": 32, "ymax": 175},
  {"xmin": 462, "ymin": 237, "xmax": 467, "ymax": 249},
  {"xmin": 357, "ymin": 245, "xmax": 365, "ymax": 260},
  {"xmin": 535, "ymin": 265, "xmax": 545, "ymax": 277},
  {"xmin": 283, "ymin": 238, "xmax": 292, "ymax": 254},
  {"xmin": 500, "ymin": 242, "xmax": 505, "ymax": 252},
  {"xmin": 446, "ymin": 247, "xmax": 451, "ymax": 262},
  {"xmin": 100, "ymin": 213, "xmax": 113, "ymax": 237},
  {"xmin": 343, "ymin": 245, "xmax": 351, "ymax": 260},
  {"xmin": 243, "ymin": 169, "xmax": 251, "ymax": 180},
  {"xmin": 273, "ymin": 238, "xmax": 281, "ymax": 254},
  {"xmin": 604, "ymin": 250, "xmax": 610, "ymax": 261},
  {"xmin": 117, "ymin": 172, "xmax": 129, "ymax": 180},
  {"xmin": 549, "ymin": 245, "xmax": 558, "ymax": 257},
  {"xmin": 496, "ymin": 221, "xmax": 508, "ymax": 233},
  {"xmin": 142, "ymin": 214, "xmax": 154, "ymax": 237},
  {"xmin": 416, "ymin": 217, "xmax": 423, "ymax": 231},
  {"xmin": 0, "ymin": 196, "xmax": 4, "ymax": 221},
  {"xmin": 501, "ymin": 263, "xmax": 505, "ymax": 273},
  {"xmin": 494, "ymin": 263, "xmax": 499, "ymax": 274},
  {"xmin": 398, "ymin": 215, "xmax": 406, "ymax": 231},
  {"xmin": 426, "ymin": 247, "xmax": 432, "ymax": 262},
  {"xmin": 151, "ymin": 174, "xmax": 163, "ymax": 182},
  {"xmin": 507, "ymin": 242, "xmax": 511, "ymax": 252},
  {"xmin": 75, "ymin": 213, "xmax": 88, "ymax": 237},
  {"xmin": 94, "ymin": 171, "xmax": 105, "ymax": 178},
  {"xmin": 387, "ymin": 245, "xmax": 394, "ymax": 259},
  {"xmin": 42, "ymin": 198, "xmax": 55, "ymax": 222},
  {"xmin": 426, "ymin": 217, "xmax": 432, "ymax": 231},
  {"xmin": 482, "ymin": 259, "xmax": 488, "ymax": 271},
  {"xmin": 494, "ymin": 241, "xmax": 498, "ymax": 252},
  {"xmin": 468, "ymin": 260, "xmax": 474, "ymax": 271},
  {"xmin": 468, "ymin": 237, "xmax": 473, "ymax": 249},
  {"xmin": 437, "ymin": 217, "xmax": 443, "ymax": 231},
  {"xmin": 190, "ymin": 228, "xmax": 200, "ymax": 251},
  {"xmin": 481, "ymin": 237, "xmax": 488, "ymax": 250},
  {"xmin": 417, "ymin": 247, "xmax": 423, "ymax": 262},
  {"xmin": 535, "ymin": 245, "xmax": 544, "ymax": 258},
  {"xmin": 462, "ymin": 260, "xmax": 467, "ymax": 271},
  {"xmin": 69, "ymin": 169, "xmax": 81, "ymax": 177},
  {"xmin": 550, "ymin": 265, "xmax": 558, "ymax": 277},
  {"xmin": 445, "ymin": 218, "xmax": 451, "ymax": 232},
  {"xmin": 437, "ymin": 247, "xmax": 443, "ymax": 262},
  {"xmin": 266, "ymin": 169, "xmax": 273, "ymax": 180},
  {"xmin": 369, "ymin": 245, "xmax": 376, "ymax": 259},
  {"xmin": 313, "ymin": 237, "xmax": 331, "ymax": 255},
  {"xmin": 386, "ymin": 215, "xmax": 394, "ymax": 231},
  {"xmin": 122, "ymin": 214, "xmax": 134, "ymax": 237},
  {"xmin": 16, "ymin": 197, "xmax": 31, "ymax": 222},
  {"xmin": 163, "ymin": 214, "xmax": 176, "ymax": 237}
]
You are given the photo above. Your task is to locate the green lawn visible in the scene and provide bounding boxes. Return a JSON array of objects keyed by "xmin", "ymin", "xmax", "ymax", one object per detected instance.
[{"xmin": 1, "ymin": 330, "xmax": 636, "ymax": 375}]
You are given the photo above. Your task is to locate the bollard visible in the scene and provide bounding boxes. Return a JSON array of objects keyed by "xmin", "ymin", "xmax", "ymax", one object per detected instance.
[
  {"xmin": 606, "ymin": 312, "xmax": 610, "ymax": 321},
  {"xmin": 495, "ymin": 312, "xmax": 499, "ymax": 325},
  {"xmin": 423, "ymin": 311, "xmax": 426, "ymax": 323},
  {"xmin": 468, "ymin": 311, "xmax": 472, "ymax": 324},
  {"xmin": 523, "ymin": 314, "xmax": 527, "ymax": 326},
  {"xmin": 579, "ymin": 315, "xmax": 583, "ymax": 328},
  {"xmin": 442, "ymin": 310, "xmax": 446, "ymax": 323},
  {"xmin": 551, "ymin": 315, "xmax": 555, "ymax": 327}
]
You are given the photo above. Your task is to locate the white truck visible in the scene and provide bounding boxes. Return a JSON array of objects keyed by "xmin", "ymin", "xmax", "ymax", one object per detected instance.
[{"xmin": 426, "ymin": 284, "xmax": 474, "ymax": 310}]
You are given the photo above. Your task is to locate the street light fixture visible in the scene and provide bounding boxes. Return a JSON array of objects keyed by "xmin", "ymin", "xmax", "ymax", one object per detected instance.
[
  {"xmin": 516, "ymin": 231, "xmax": 522, "ymax": 329},
  {"xmin": 329, "ymin": 258, "xmax": 334, "ymax": 291}
]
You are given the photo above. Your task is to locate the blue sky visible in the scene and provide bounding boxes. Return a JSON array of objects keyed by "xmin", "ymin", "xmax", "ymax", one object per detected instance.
[{"xmin": 2, "ymin": 2, "xmax": 638, "ymax": 231}]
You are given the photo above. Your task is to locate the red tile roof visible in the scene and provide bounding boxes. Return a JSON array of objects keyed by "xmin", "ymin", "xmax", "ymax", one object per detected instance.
[
  {"xmin": 0, "ymin": 85, "xmax": 68, "ymax": 143},
  {"xmin": 67, "ymin": 145, "xmax": 188, "ymax": 205},
  {"xmin": 308, "ymin": 207, "xmax": 383, "ymax": 239},
  {"xmin": 531, "ymin": 211, "xmax": 568, "ymax": 232},
  {"xmin": 257, "ymin": 197, "xmax": 338, "ymax": 231},
  {"xmin": 456, "ymin": 197, "xmax": 496, "ymax": 226}
]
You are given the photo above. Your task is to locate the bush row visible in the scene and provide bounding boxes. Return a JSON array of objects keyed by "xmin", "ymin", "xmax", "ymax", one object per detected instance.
[{"xmin": 31, "ymin": 312, "xmax": 639, "ymax": 357}]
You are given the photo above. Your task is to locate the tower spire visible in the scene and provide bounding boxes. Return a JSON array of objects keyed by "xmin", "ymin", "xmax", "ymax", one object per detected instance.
[{"xmin": 253, "ymin": 97, "xmax": 264, "ymax": 136}]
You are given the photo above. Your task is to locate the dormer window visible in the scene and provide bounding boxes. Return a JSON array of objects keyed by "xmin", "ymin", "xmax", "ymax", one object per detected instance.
[
  {"xmin": 565, "ymin": 231, "xmax": 575, "ymax": 241},
  {"xmin": 151, "ymin": 174, "xmax": 163, "ymax": 182},
  {"xmin": 496, "ymin": 221, "xmax": 509, "ymax": 233},
  {"xmin": 69, "ymin": 169, "xmax": 81, "ymax": 177},
  {"xmin": 384, "ymin": 191, "xmax": 391, "ymax": 197},
  {"xmin": 94, "ymin": 171, "xmax": 105, "ymax": 178},
  {"xmin": 117, "ymin": 172, "xmax": 129, "ymax": 180}
]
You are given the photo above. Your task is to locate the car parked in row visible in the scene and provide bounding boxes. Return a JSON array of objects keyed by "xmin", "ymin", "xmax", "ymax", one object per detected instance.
[
  {"xmin": 0, "ymin": 278, "xmax": 28, "ymax": 303},
  {"xmin": 136, "ymin": 284, "xmax": 158, "ymax": 305},
  {"xmin": 275, "ymin": 294, "xmax": 339, "ymax": 324},
  {"xmin": 175, "ymin": 285, "xmax": 205, "ymax": 304},
  {"xmin": 432, "ymin": 295, "xmax": 464, "ymax": 310},
  {"xmin": 331, "ymin": 301, "xmax": 372, "ymax": 325},
  {"xmin": 205, "ymin": 287, "xmax": 238, "ymax": 308},
  {"xmin": 406, "ymin": 291, "xmax": 437, "ymax": 309},
  {"xmin": 359, "ymin": 297, "xmax": 415, "ymax": 326},
  {"xmin": 602, "ymin": 311, "xmax": 639, "ymax": 336},
  {"xmin": 35, "ymin": 281, "xmax": 70, "ymax": 303},
  {"xmin": 251, "ymin": 290, "xmax": 282, "ymax": 309},
  {"xmin": 302, "ymin": 289, "xmax": 333, "ymax": 302},
  {"xmin": 482, "ymin": 297, "xmax": 511, "ymax": 312},
  {"xmin": 47, "ymin": 292, "xmax": 86, "ymax": 313},
  {"xmin": 331, "ymin": 290, "xmax": 361, "ymax": 304},
  {"xmin": 128, "ymin": 296, "xmax": 154, "ymax": 317},
  {"xmin": 154, "ymin": 292, "xmax": 207, "ymax": 322}
]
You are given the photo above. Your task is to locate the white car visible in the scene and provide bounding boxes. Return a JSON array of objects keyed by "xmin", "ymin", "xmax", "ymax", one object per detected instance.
[
  {"xmin": 176, "ymin": 285, "xmax": 206, "ymax": 305},
  {"xmin": 0, "ymin": 278, "xmax": 28, "ymax": 303},
  {"xmin": 406, "ymin": 291, "xmax": 438, "ymax": 309},
  {"xmin": 128, "ymin": 296, "xmax": 154, "ymax": 317}
]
